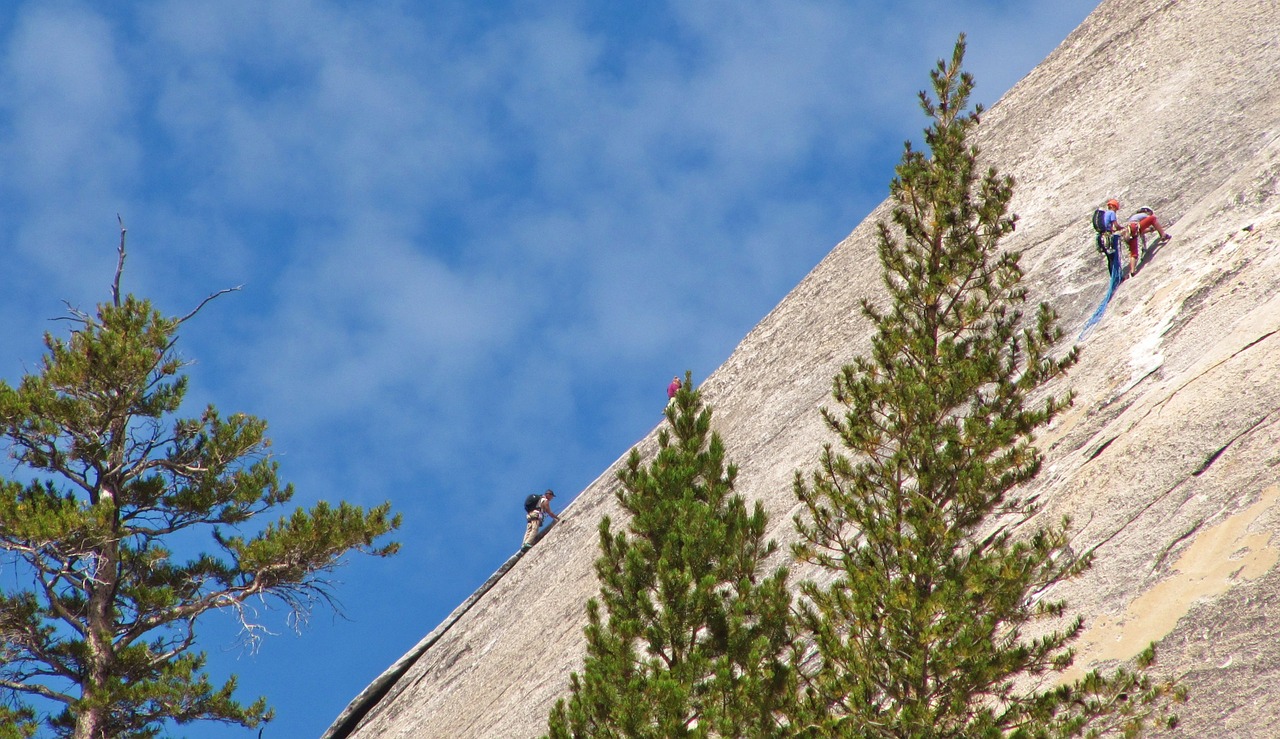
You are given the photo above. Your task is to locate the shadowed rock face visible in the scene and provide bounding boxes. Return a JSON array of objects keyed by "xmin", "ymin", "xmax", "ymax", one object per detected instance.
[{"xmin": 328, "ymin": 0, "xmax": 1280, "ymax": 736}]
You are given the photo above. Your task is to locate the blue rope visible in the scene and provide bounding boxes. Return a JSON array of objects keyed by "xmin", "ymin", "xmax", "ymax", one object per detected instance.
[{"xmin": 1078, "ymin": 240, "xmax": 1122, "ymax": 341}]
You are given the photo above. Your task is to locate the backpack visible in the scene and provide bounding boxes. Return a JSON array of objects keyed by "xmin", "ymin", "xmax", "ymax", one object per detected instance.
[
  {"xmin": 524, "ymin": 494, "xmax": 542, "ymax": 513},
  {"xmin": 1091, "ymin": 208, "xmax": 1109, "ymax": 234},
  {"xmin": 1092, "ymin": 208, "xmax": 1117, "ymax": 255}
]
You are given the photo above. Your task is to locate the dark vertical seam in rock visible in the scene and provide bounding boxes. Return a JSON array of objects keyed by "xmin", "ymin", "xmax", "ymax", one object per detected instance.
[
  {"xmin": 1084, "ymin": 409, "xmax": 1280, "ymax": 558},
  {"xmin": 1087, "ymin": 435, "xmax": 1118, "ymax": 461},
  {"xmin": 1194, "ymin": 407, "xmax": 1280, "ymax": 476},
  {"xmin": 1118, "ymin": 329, "xmax": 1277, "ymax": 431},
  {"xmin": 1151, "ymin": 516, "xmax": 1209, "ymax": 573}
]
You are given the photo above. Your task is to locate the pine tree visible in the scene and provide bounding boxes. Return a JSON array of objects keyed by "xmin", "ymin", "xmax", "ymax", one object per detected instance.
[
  {"xmin": 0, "ymin": 235, "xmax": 401, "ymax": 738},
  {"xmin": 789, "ymin": 37, "xmax": 1181, "ymax": 738},
  {"xmin": 547, "ymin": 373, "xmax": 794, "ymax": 738}
]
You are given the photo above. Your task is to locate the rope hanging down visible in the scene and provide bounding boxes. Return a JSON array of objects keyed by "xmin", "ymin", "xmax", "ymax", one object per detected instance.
[{"xmin": 1078, "ymin": 247, "xmax": 1123, "ymax": 341}]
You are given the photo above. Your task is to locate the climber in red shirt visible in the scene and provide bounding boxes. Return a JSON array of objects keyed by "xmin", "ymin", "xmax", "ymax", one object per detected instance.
[{"xmin": 1122, "ymin": 206, "xmax": 1170, "ymax": 277}]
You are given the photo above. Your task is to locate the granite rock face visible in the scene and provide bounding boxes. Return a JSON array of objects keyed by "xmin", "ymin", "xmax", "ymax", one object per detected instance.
[{"xmin": 328, "ymin": 0, "xmax": 1280, "ymax": 735}]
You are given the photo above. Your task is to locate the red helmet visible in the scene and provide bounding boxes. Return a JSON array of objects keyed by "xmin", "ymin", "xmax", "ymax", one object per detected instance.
[{"xmin": 1106, "ymin": 199, "xmax": 1120, "ymax": 210}]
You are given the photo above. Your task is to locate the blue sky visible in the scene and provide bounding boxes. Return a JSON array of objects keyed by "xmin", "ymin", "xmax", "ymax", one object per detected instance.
[{"xmin": 0, "ymin": 1, "xmax": 1096, "ymax": 736}]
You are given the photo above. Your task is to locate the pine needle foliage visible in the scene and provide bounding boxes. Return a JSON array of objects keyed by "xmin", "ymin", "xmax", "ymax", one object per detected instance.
[
  {"xmin": 0, "ymin": 246, "xmax": 401, "ymax": 739},
  {"xmin": 788, "ymin": 37, "xmax": 1182, "ymax": 739},
  {"xmin": 0, "ymin": 707, "xmax": 36, "ymax": 739},
  {"xmin": 547, "ymin": 373, "xmax": 795, "ymax": 738}
]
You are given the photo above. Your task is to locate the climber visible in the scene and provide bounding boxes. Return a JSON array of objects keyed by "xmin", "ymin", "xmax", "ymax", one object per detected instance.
[
  {"xmin": 521, "ymin": 489, "xmax": 559, "ymax": 551},
  {"xmin": 1121, "ymin": 206, "xmax": 1171, "ymax": 277},
  {"xmin": 667, "ymin": 375, "xmax": 682, "ymax": 407},
  {"xmin": 1092, "ymin": 198, "xmax": 1124, "ymax": 278}
]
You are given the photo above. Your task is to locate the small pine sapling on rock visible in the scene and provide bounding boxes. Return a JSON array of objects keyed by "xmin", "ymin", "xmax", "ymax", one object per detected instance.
[{"xmin": 547, "ymin": 372, "xmax": 795, "ymax": 738}]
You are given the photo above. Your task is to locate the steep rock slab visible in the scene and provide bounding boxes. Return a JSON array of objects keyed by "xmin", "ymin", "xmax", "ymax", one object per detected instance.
[{"xmin": 329, "ymin": 0, "xmax": 1280, "ymax": 736}]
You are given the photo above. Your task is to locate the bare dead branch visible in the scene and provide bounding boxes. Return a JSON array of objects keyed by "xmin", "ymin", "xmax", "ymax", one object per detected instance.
[
  {"xmin": 175, "ymin": 285, "xmax": 243, "ymax": 325},
  {"xmin": 52, "ymin": 300, "xmax": 95, "ymax": 325},
  {"xmin": 55, "ymin": 219, "xmax": 239, "ymax": 330},
  {"xmin": 113, "ymin": 215, "xmax": 127, "ymax": 308}
]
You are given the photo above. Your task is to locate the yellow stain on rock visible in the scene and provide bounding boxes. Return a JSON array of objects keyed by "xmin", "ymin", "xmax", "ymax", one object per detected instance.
[{"xmin": 1072, "ymin": 485, "xmax": 1280, "ymax": 672}]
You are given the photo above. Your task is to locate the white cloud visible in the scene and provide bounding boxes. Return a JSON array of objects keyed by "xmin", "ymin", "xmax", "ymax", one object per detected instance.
[
  {"xmin": 0, "ymin": 0, "xmax": 1103, "ymax": 545},
  {"xmin": 0, "ymin": 4, "xmax": 139, "ymax": 294},
  {"xmin": 3, "ymin": 6, "xmax": 132, "ymax": 190}
]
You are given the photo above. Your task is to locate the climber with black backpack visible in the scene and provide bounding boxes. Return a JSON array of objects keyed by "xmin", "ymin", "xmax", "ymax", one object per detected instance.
[
  {"xmin": 521, "ymin": 489, "xmax": 559, "ymax": 551},
  {"xmin": 1092, "ymin": 198, "xmax": 1124, "ymax": 278}
]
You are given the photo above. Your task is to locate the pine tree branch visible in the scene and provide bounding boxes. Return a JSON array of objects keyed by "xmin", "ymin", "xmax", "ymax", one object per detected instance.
[
  {"xmin": 174, "ymin": 286, "xmax": 243, "ymax": 326},
  {"xmin": 0, "ymin": 677, "xmax": 74, "ymax": 705}
]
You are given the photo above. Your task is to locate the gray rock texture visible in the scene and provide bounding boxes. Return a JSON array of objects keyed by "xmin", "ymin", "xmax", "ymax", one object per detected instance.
[{"xmin": 327, "ymin": 0, "xmax": 1280, "ymax": 735}]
